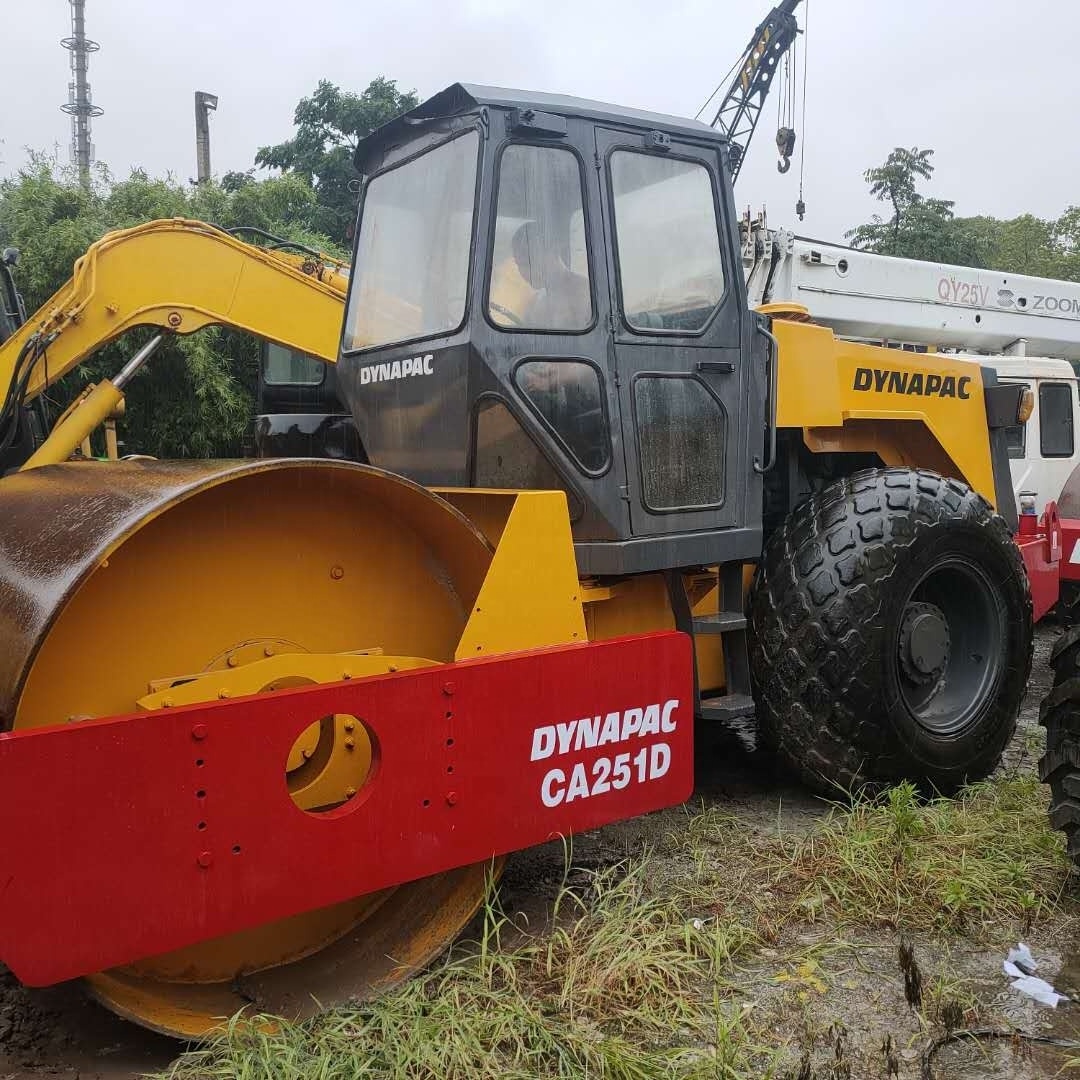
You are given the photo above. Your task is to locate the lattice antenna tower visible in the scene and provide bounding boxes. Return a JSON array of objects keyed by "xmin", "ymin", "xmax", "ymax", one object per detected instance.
[{"xmin": 60, "ymin": 0, "xmax": 103, "ymax": 187}]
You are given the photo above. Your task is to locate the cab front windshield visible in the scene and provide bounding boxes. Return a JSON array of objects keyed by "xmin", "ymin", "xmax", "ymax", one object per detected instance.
[{"xmin": 344, "ymin": 130, "xmax": 479, "ymax": 353}]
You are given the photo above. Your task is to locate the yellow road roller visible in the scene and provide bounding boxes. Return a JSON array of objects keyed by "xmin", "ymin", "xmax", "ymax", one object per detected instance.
[{"xmin": 0, "ymin": 84, "xmax": 1033, "ymax": 1037}]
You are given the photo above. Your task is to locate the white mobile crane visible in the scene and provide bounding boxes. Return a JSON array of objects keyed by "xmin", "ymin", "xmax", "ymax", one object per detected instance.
[
  {"xmin": 696, "ymin": 0, "xmax": 1080, "ymax": 520},
  {"xmin": 742, "ymin": 221, "xmax": 1080, "ymax": 516}
]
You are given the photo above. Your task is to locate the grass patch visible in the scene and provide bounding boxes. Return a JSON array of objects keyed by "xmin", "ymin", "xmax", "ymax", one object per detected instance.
[
  {"xmin": 779, "ymin": 776, "xmax": 1067, "ymax": 934},
  {"xmin": 163, "ymin": 862, "xmax": 778, "ymax": 1080},
  {"xmin": 161, "ymin": 774, "xmax": 1070, "ymax": 1079},
  {"xmin": 678, "ymin": 774, "xmax": 1068, "ymax": 937}
]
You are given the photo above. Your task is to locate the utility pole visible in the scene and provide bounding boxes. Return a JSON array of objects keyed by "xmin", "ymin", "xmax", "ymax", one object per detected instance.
[
  {"xmin": 60, "ymin": 0, "xmax": 103, "ymax": 189},
  {"xmin": 194, "ymin": 91, "xmax": 219, "ymax": 183}
]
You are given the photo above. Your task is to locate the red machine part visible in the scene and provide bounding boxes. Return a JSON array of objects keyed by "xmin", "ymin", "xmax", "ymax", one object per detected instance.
[
  {"xmin": 1016, "ymin": 501, "xmax": 1064, "ymax": 622},
  {"xmin": 0, "ymin": 632, "xmax": 693, "ymax": 988},
  {"xmin": 1057, "ymin": 510, "xmax": 1080, "ymax": 586}
]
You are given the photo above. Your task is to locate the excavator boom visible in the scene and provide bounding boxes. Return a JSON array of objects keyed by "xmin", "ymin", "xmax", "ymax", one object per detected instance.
[{"xmin": 1, "ymin": 217, "xmax": 348, "ymax": 407}]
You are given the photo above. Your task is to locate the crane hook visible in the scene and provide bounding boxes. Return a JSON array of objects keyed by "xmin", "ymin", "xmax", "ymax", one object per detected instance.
[{"xmin": 776, "ymin": 126, "xmax": 796, "ymax": 174}]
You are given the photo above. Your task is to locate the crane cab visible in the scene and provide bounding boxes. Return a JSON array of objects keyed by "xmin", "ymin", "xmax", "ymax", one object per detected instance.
[{"xmin": 337, "ymin": 84, "xmax": 770, "ymax": 575}]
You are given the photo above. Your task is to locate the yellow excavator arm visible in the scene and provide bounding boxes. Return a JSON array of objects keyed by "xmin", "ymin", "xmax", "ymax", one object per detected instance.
[
  {"xmin": 2, "ymin": 218, "xmax": 349, "ymax": 469},
  {"xmin": 4, "ymin": 217, "xmax": 348, "ymax": 401}
]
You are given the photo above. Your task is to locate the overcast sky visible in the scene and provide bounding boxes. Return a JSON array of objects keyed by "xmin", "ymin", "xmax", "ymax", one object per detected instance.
[{"xmin": 3, "ymin": 0, "xmax": 1078, "ymax": 246}]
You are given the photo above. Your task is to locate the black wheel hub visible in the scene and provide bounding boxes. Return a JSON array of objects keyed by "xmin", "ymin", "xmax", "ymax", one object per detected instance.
[
  {"xmin": 899, "ymin": 602, "xmax": 951, "ymax": 685},
  {"xmin": 894, "ymin": 557, "xmax": 1006, "ymax": 737}
]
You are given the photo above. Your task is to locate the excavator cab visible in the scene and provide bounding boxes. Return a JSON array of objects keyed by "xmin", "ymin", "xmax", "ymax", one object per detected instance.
[
  {"xmin": 338, "ymin": 84, "xmax": 770, "ymax": 574},
  {"xmin": 251, "ymin": 341, "xmax": 363, "ymax": 461},
  {"xmin": 0, "ymin": 249, "xmax": 24, "ymax": 348},
  {"xmin": 0, "ymin": 250, "xmax": 46, "ymax": 471}
]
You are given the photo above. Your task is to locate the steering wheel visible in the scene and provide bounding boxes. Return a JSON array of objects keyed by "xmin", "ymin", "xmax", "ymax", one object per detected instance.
[{"xmin": 489, "ymin": 302, "xmax": 525, "ymax": 327}]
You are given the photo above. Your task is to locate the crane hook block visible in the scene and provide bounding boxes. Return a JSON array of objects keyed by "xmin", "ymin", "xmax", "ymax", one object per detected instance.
[{"xmin": 776, "ymin": 126, "xmax": 796, "ymax": 174}]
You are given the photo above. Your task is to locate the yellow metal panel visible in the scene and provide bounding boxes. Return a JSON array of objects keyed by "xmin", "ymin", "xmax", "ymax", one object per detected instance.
[
  {"xmin": 580, "ymin": 571, "xmax": 726, "ymax": 688},
  {"xmin": 433, "ymin": 488, "xmax": 518, "ymax": 548},
  {"xmin": 453, "ymin": 490, "xmax": 586, "ymax": 659},
  {"xmin": 773, "ymin": 319, "xmax": 997, "ymax": 506}
]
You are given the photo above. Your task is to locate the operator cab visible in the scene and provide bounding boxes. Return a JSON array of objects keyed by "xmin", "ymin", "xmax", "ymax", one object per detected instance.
[
  {"xmin": 0, "ymin": 250, "xmax": 46, "ymax": 473},
  {"xmin": 251, "ymin": 342, "xmax": 363, "ymax": 461},
  {"xmin": 0, "ymin": 250, "xmax": 24, "ymax": 348},
  {"xmin": 338, "ymin": 84, "xmax": 769, "ymax": 574}
]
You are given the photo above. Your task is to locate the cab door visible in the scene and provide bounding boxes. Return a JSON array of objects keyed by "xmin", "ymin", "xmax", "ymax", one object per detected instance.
[{"xmin": 595, "ymin": 128, "xmax": 750, "ymax": 537}]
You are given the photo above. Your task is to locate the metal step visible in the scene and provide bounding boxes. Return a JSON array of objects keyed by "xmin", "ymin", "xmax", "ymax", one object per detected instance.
[
  {"xmin": 691, "ymin": 611, "xmax": 747, "ymax": 635},
  {"xmin": 698, "ymin": 692, "xmax": 756, "ymax": 723}
]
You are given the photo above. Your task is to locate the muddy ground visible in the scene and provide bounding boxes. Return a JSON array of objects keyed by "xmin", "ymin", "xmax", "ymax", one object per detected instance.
[{"xmin": 1, "ymin": 625, "xmax": 1076, "ymax": 1079}]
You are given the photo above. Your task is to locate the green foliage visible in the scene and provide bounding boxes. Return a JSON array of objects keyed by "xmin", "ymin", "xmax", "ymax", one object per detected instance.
[
  {"xmin": 159, "ymin": 770, "xmax": 1068, "ymax": 1080},
  {"xmin": 775, "ymin": 775, "xmax": 1066, "ymax": 934},
  {"xmin": 845, "ymin": 147, "xmax": 969, "ymax": 262},
  {"xmin": 0, "ymin": 153, "xmax": 337, "ymax": 458},
  {"xmin": 848, "ymin": 145, "xmax": 1080, "ymax": 279},
  {"xmin": 163, "ymin": 862, "xmax": 777, "ymax": 1080},
  {"xmin": 255, "ymin": 77, "xmax": 419, "ymax": 244},
  {"xmin": 861, "ymin": 147, "xmax": 937, "ymax": 236}
]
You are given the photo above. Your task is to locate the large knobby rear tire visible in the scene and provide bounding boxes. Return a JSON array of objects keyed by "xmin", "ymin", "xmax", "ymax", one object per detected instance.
[
  {"xmin": 1040, "ymin": 628, "xmax": 1080, "ymax": 868},
  {"xmin": 748, "ymin": 468, "xmax": 1032, "ymax": 795}
]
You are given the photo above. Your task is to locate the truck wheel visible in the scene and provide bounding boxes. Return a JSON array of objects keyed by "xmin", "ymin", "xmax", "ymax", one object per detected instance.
[
  {"xmin": 748, "ymin": 468, "xmax": 1032, "ymax": 795},
  {"xmin": 1040, "ymin": 628, "xmax": 1080, "ymax": 867}
]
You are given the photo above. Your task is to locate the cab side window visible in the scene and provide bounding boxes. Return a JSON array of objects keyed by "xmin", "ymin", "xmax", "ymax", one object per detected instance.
[
  {"xmin": 634, "ymin": 375, "xmax": 725, "ymax": 510},
  {"xmin": 1040, "ymin": 382, "xmax": 1075, "ymax": 458},
  {"xmin": 488, "ymin": 145, "xmax": 592, "ymax": 333},
  {"xmin": 514, "ymin": 359, "xmax": 609, "ymax": 473},
  {"xmin": 472, "ymin": 397, "xmax": 584, "ymax": 520},
  {"xmin": 610, "ymin": 151, "xmax": 725, "ymax": 333},
  {"xmin": 263, "ymin": 343, "xmax": 325, "ymax": 386}
]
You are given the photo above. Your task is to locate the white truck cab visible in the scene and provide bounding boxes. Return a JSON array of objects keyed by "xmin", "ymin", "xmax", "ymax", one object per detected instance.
[{"xmin": 983, "ymin": 356, "xmax": 1079, "ymax": 517}]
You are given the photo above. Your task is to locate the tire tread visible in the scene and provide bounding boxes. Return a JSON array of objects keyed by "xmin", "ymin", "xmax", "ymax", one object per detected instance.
[{"xmin": 748, "ymin": 467, "xmax": 1033, "ymax": 794}]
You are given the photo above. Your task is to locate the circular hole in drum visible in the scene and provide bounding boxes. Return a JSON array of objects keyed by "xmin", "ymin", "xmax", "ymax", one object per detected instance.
[{"xmin": 284, "ymin": 714, "xmax": 377, "ymax": 817}]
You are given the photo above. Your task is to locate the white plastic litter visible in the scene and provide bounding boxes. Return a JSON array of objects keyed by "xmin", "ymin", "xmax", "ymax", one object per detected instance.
[
  {"xmin": 1008, "ymin": 974, "xmax": 1068, "ymax": 1008},
  {"xmin": 1003, "ymin": 943, "xmax": 1069, "ymax": 1008},
  {"xmin": 1007, "ymin": 943, "xmax": 1038, "ymax": 975}
]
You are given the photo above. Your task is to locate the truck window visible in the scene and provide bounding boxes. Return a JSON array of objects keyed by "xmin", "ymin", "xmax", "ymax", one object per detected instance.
[
  {"xmin": 1039, "ymin": 382, "xmax": 1075, "ymax": 458},
  {"xmin": 472, "ymin": 397, "xmax": 583, "ymax": 520},
  {"xmin": 488, "ymin": 145, "xmax": 592, "ymax": 332},
  {"xmin": 610, "ymin": 152, "xmax": 725, "ymax": 333}
]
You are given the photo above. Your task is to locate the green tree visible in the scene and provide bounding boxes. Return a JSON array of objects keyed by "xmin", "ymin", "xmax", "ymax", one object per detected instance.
[
  {"xmin": 0, "ymin": 154, "xmax": 338, "ymax": 458},
  {"xmin": 845, "ymin": 147, "xmax": 969, "ymax": 261},
  {"xmin": 863, "ymin": 147, "xmax": 935, "ymax": 240},
  {"xmin": 255, "ymin": 77, "xmax": 418, "ymax": 244},
  {"xmin": 845, "ymin": 147, "xmax": 1080, "ymax": 276}
]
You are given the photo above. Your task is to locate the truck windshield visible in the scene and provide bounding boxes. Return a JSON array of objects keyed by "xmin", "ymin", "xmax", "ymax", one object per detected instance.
[{"xmin": 344, "ymin": 130, "xmax": 480, "ymax": 353}]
